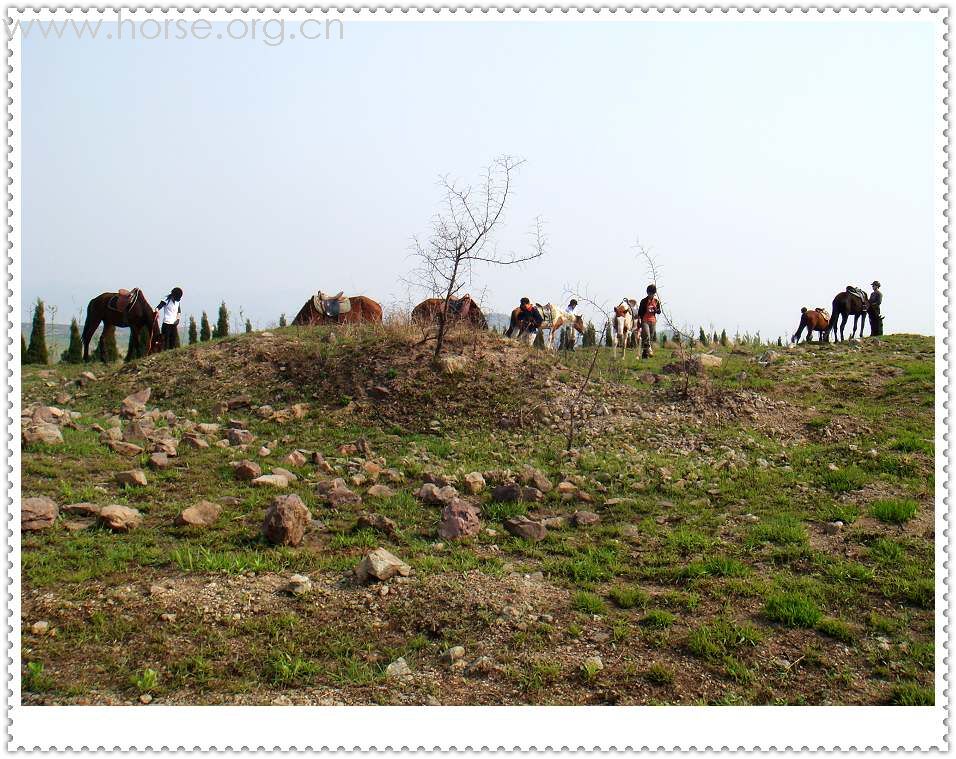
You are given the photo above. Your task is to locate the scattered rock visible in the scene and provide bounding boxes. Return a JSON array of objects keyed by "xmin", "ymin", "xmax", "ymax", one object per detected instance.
[
  {"xmin": 115, "ymin": 469, "xmax": 148, "ymax": 487},
  {"xmin": 463, "ymin": 472, "xmax": 486, "ymax": 495},
  {"xmin": 503, "ymin": 516, "xmax": 548, "ymax": 542},
  {"xmin": 22, "ymin": 496, "xmax": 58, "ymax": 531},
  {"xmin": 367, "ymin": 484, "xmax": 396, "ymax": 499},
  {"xmin": 226, "ymin": 394, "xmax": 252, "ymax": 410},
  {"xmin": 417, "ymin": 482, "xmax": 459, "ymax": 507},
  {"xmin": 354, "ymin": 547, "xmax": 411, "ymax": 583},
  {"xmin": 62, "ymin": 502, "xmax": 101, "ymax": 517},
  {"xmin": 356, "ymin": 512, "xmax": 399, "ymax": 539},
  {"xmin": 182, "ymin": 434, "xmax": 210, "ymax": 450},
  {"xmin": 385, "ymin": 657, "xmax": 412, "ymax": 679},
  {"xmin": 571, "ymin": 510, "xmax": 601, "ymax": 527},
  {"xmin": 284, "ymin": 574, "xmax": 313, "ymax": 595},
  {"xmin": 443, "ymin": 646, "xmax": 466, "ymax": 664},
  {"xmin": 519, "ymin": 466, "xmax": 553, "ymax": 493},
  {"xmin": 823, "ymin": 521, "xmax": 844, "ymax": 535},
  {"xmin": 286, "ymin": 450, "xmax": 307, "ymax": 467},
  {"xmin": 271, "ymin": 467, "xmax": 299, "ymax": 483},
  {"xmin": 438, "ymin": 355, "xmax": 468, "ymax": 375},
  {"xmin": 31, "ymin": 620, "xmax": 50, "ymax": 635},
  {"xmin": 467, "ymin": 656, "xmax": 496, "ymax": 676},
  {"xmin": 98, "ymin": 505, "xmax": 143, "ymax": 532},
  {"xmin": 697, "ymin": 353, "xmax": 723, "ymax": 368},
  {"xmin": 22, "ymin": 423, "xmax": 63, "ymax": 446},
  {"xmin": 261, "ymin": 494, "xmax": 311, "ymax": 546},
  {"xmin": 252, "ymin": 474, "xmax": 290, "ymax": 489},
  {"xmin": 148, "ymin": 452, "xmax": 173, "ymax": 470},
  {"xmin": 491, "ymin": 483, "xmax": 522, "ymax": 502},
  {"xmin": 437, "ymin": 499, "xmax": 481, "ymax": 540},
  {"xmin": 175, "ymin": 500, "xmax": 222, "ymax": 527},
  {"xmin": 227, "ymin": 428, "xmax": 256, "ymax": 446},
  {"xmin": 120, "ymin": 388, "xmax": 151, "ymax": 418},
  {"xmin": 109, "ymin": 441, "xmax": 144, "ymax": 456},
  {"xmin": 235, "ymin": 460, "xmax": 263, "ymax": 481}
]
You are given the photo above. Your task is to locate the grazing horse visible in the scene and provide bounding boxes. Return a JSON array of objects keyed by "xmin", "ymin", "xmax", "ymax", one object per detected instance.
[
  {"xmin": 291, "ymin": 294, "xmax": 383, "ymax": 326},
  {"xmin": 81, "ymin": 289, "xmax": 158, "ymax": 362},
  {"xmin": 828, "ymin": 288, "xmax": 869, "ymax": 342},
  {"xmin": 411, "ymin": 295, "xmax": 488, "ymax": 330},
  {"xmin": 792, "ymin": 307, "xmax": 830, "ymax": 344},
  {"xmin": 611, "ymin": 300, "xmax": 636, "ymax": 357},
  {"xmin": 506, "ymin": 304, "xmax": 544, "ymax": 340}
]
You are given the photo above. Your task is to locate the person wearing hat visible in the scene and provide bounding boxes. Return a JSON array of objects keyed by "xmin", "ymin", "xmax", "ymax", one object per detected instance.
[
  {"xmin": 637, "ymin": 284, "xmax": 662, "ymax": 359},
  {"xmin": 156, "ymin": 287, "xmax": 183, "ymax": 350},
  {"xmin": 869, "ymin": 281, "xmax": 883, "ymax": 336}
]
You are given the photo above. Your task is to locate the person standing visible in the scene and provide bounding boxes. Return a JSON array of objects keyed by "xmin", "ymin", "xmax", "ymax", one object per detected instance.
[
  {"xmin": 868, "ymin": 281, "xmax": 883, "ymax": 336},
  {"xmin": 637, "ymin": 284, "xmax": 661, "ymax": 359},
  {"xmin": 156, "ymin": 287, "xmax": 183, "ymax": 350}
]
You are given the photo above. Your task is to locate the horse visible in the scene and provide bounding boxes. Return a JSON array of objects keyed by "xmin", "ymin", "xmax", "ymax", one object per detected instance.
[
  {"xmin": 611, "ymin": 300, "xmax": 636, "ymax": 357},
  {"xmin": 505, "ymin": 305, "xmax": 544, "ymax": 340},
  {"xmin": 523, "ymin": 303, "xmax": 585, "ymax": 350},
  {"xmin": 792, "ymin": 307, "xmax": 830, "ymax": 344},
  {"xmin": 828, "ymin": 288, "xmax": 869, "ymax": 342},
  {"xmin": 291, "ymin": 294, "xmax": 383, "ymax": 326},
  {"xmin": 81, "ymin": 289, "xmax": 158, "ymax": 362},
  {"xmin": 411, "ymin": 295, "xmax": 488, "ymax": 330}
]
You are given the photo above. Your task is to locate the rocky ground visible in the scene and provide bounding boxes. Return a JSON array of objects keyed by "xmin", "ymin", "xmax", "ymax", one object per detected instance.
[{"xmin": 19, "ymin": 326, "xmax": 935, "ymax": 706}]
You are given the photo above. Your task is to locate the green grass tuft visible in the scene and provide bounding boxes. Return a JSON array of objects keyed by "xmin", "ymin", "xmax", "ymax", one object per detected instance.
[
  {"xmin": 870, "ymin": 498, "xmax": 918, "ymax": 524},
  {"xmin": 764, "ymin": 592, "xmax": 822, "ymax": 628}
]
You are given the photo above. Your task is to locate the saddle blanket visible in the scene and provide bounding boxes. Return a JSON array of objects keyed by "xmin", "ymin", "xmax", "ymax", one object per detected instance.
[
  {"xmin": 313, "ymin": 291, "xmax": 351, "ymax": 317},
  {"xmin": 815, "ymin": 308, "xmax": 831, "ymax": 320}
]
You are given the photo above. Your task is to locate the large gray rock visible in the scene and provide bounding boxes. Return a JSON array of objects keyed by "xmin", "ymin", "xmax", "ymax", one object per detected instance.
[
  {"xmin": 261, "ymin": 494, "xmax": 310, "ymax": 546},
  {"xmin": 354, "ymin": 548, "xmax": 411, "ymax": 583},
  {"xmin": 22, "ymin": 496, "xmax": 58, "ymax": 531}
]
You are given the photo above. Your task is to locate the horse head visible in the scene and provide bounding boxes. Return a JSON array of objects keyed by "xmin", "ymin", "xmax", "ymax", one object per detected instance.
[{"xmin": 572, "ymin": 314, "xmax": 586, "ymax": 334}]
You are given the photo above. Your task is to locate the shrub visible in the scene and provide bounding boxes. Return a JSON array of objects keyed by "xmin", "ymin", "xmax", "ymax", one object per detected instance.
[
  {"xmin": 20, "ymin": 334, "xmax": 26, "ymax": 364},
  {"xmin": 698, "ymin": 327, "xmax": 708, "ymax": 345},
  {"xmin": 582, "ymin": 321, "xmax": 597, "ymax": 348},
  {"xmin": 763, "ymin": 592, "xmax": 822, "ymax": 628},
  {"xmin": 245, "ymin": 318, "xmax": 253, "ymax": 334},
  {"xmin": 571, "ymin": 591, "xmax": 607, "ymax": 615},
  {"xmin": 125, "ymin": 326, "xmax": 150, "ymax": 362},
  {"xmin": 188, "ymin": 316, "xmax": 198, "ymax": 344},
  {"xmin": 95, "ymin": 328, "xmax": 119, "ymax": 363},
  {"xmin": 24, "ymin": 298, "xmax": 49, "ymax": 364},
  {"xmin": 214, "ymin": 302, "xmax": 229, "ymax": 338},
  {"xmin": 533, "ymin": 330, "xmax": 545, "ymax": 349},
  {"xmin": 200, "ymin": 312, "xmax": 212, "ymax": 342},
  {"xmin": 719, "ymin": 329, "xmax": 728, "ymax": 347},
  {"xmin": 609, "ymin": 585, "xmax": 649, "ymax": 609},
  {"xmin": 279, "ymin": 313, "xmax": 287, "ymax": 327},
  {"xmin": 871, "ymin": 498, "xmax": 918, "ymax": 524},
  {"xmin": 60, "ymin": 318, "xmax": 83, "ymax": 364}
]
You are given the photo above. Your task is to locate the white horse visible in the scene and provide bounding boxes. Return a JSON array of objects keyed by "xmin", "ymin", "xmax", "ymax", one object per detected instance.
[
  {"xmin": 611, "ymin": 299, "xmax": 636, "ymax": 358},
  {"xmin": 535, "ymin": 303, "xmax": 585, "ymax": 350}
]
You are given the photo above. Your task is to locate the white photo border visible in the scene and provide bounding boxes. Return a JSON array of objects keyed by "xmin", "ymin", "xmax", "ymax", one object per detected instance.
[{"xmin": 3, "ymin": 6, "xmax": 949, "ymax": 751}]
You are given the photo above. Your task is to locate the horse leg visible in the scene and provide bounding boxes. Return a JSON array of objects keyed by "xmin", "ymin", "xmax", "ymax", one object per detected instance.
[{"xmin": 82, "ymin": 315, "xmax": 101, "ymax": 361}]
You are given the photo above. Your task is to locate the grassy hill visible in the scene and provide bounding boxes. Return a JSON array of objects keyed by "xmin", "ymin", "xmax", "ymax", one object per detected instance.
[{"xmin": 19, "ymin": 326, "xmax": 935, "ymax": 705}]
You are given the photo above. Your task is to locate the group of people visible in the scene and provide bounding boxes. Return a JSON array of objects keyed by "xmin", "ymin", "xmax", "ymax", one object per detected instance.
[{"xmin": 512, "ymin": 284, "xmax": 663, "ymax": 359}]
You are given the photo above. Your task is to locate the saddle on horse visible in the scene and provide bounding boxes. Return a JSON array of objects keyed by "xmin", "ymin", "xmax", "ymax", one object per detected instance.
[
  {"xmin": 313, "ymin": 291, "xmax": 352, "ymax": 318},
  {"xmin": 107, "ymin": 288, "xmax": 140, "ymax": 314},
  {"xmin": 815, "ymin": 307, "xmax": 831, "ymax": 321},
  {"xmin": 845, "ymin": 286, "xmax": 869, "ymax": 308}
]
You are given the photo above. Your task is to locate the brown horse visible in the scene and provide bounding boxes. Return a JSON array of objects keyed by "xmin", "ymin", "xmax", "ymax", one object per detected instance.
[
  {"xmin": 411, "ymin": 295, "xmax": 488, "ymax": 330},
  {"xmin": 291, "ymin": 294, "xmax": 383, "ymax": 326},
  {"xmin": 82, "ymin": 289, "xmax": 158, "ymax": 362},
  {"xmin": 792, "ymin": 307, "xmax": 830, "ymax": 343},
  {"xmin": 829, "ymin": 288, "xmax": 869, "ymax": 342}
]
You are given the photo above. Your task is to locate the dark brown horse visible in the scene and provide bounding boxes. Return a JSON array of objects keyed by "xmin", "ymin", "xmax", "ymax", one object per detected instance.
[
  {"xmin": 411, "ymin": 295, "xmax": 488, "ymax": 330},
  {"xmin": 829, "ymin": 288, "xmax": 869, "ymax": 342},
  {"xmin": 792, "ymin": 307, "xmax": 830, "ymax": 343},
  {"xmin": 291, "ymin": 294, "xmax": 383, "ymax": 326},
  {"xmin": 82, "ymin": 289, "xmax": 158, "ymax": 362}
]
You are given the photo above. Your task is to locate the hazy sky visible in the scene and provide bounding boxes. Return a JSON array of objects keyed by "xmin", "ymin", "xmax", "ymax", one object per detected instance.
[{"xmin": 23, "ymin": 17, "xmax": 939, "ymax": 338}]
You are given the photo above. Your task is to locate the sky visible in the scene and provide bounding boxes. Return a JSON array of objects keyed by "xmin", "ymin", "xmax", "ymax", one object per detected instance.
[{"xmin": 22, "ymin": 16, "xmax": 940, "ymax": 339}]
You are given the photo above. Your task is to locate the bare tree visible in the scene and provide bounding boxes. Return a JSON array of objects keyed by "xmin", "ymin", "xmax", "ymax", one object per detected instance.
[{"xmin": 411, "ymin": 155, "xmax": 546, "ymax": 361}]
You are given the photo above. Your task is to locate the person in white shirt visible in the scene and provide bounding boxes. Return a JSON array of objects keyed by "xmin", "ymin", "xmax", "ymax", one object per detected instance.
[{"xmin": 156, "ymin": 287, "xmax": 183, "ymax": 350}]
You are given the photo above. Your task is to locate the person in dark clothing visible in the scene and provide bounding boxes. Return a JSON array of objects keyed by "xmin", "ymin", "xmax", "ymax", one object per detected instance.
[
  {"xmin": 637, "ymin": 284, "xmax": 662, "ymax": 359},
  {"xmin": 868, "ymin": 281, "xmax": 883, "ymax": 336},
  {"xmin": 156, "ymin": 287, "xmax": 183, "ymax": 350}
]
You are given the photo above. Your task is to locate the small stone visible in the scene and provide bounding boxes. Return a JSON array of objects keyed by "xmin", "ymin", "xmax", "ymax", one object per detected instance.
[
  {"xmin": 367, "ymin": 484, "xmax": 396, "ymax": 499},
  {"xmin": 463, "ymin": 472, "xmax": 486, "ymax": 495},
  {"xmin": 504, "ymin": 515, "xmax": 548, "ymax": 542},
  {"xmin": 31, "ymin": 620, "xmax": 50, "ymax": 635},
  {"xmin": 227, "ymin": 428, "xmax": 256, "ymax": 446},
  {"xmin": 467, "ymin": 656, "xmax": 495, "ymax": 676},
  {"xmin": 286, "ymin": 450, "xmax": 307, "ymax": 467},
  {"xmin": 827, "ymin": 463, "xmax": 840, "ymax": 471},
  {"xmin": 354, "ymin": 547, "xmax": 411, "ymax": 583},
  {"xmin": 98, "ymin": 505, "xmax": 143, "ymax": 532},
  {"xmin": 259, "ymin": 447, "xmax": 271, "ymax": 457},
  {"xmin": 139, "ymin": 693, "xmax": 153, "ymax": 705},
  {"xmin": 22, "ymin": 424, "xmax": 63, "ymax": 446},
  {"xmin": 109, "ymin": 441, "xmax": 144, "ymax": 456},
  {"xmin": 182, "ymin": 434, "xmax": 210, "ymax": 449},
  {"xmin": 443, "ymin": 646, "xmax": 466, "ymax": 664},
  {"xmin": 148, "ymin": 452, "xmax": 172, "ymax": 470},
  {"xmin": 271, "ymin": 467, "xmax": 299, "ymax": 482},
  {"xmin": 175, "ymin": 500, "xmax": 222, "ymax": 527},
  {"xmin": 571, "ymin": 510, "xmax": 601, "ymax": 527},
  {"xmin": 252, "ymin": 474, "xmax": 289, "ymax": 489},
  {"xmin": 115, "ymin": 469, "xmax": 148, "ymax": 487},
  {"xmin": 356, "ymin": 512, "xmax": 399, "ymax": 539},
  {"xmin": 385, "ymin": 657, "xmax": 412, "ymax": 679},
  {"xmin": 519, "ymin": 466, "xmax": 553, "ymax": 493},
  {"xmin": 120, "ymin": 388, "xmax": 151, "ymax": 418},
  {"xmin": 235, "ymin": 460, "xmax": 262, "ymax": 481},
  {"xmin": 62, "ymin": 502, "xmax": 101, "ymax": 517},
  {"xmin": 261, "ymin": 494, "xmax": 311, "ymax": 546},
  {"xmin": 823, "ymin": 521, "xmax": 844, "ymax": 535},
  {"xmin": 284, "ymin": 574, "xmax": 313, "ymax": 595},
  {"xmin": 437, "ymin": 499, "xmax": 481, "ymax": 540},
  {"xmin": 22, "ymin": 496, "xmax": 58, "ymax": 531}
]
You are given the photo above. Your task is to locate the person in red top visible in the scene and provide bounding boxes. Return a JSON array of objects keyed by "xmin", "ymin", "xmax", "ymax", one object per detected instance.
[{"xmin": 637, "ymin": 284, "xmax": 661, "ymax": 359}]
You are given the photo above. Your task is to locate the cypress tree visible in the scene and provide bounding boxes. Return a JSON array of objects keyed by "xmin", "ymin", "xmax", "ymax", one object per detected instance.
[
  {"xmin": 713, "ymin": 331, "xmax": 719, "ymax": 344},
  {"xmin": 24, "ymin": 299, "xmax": 49, "ymax": 364},
  {"xmin": 279, "ymin": 313, "xmax": 287, "ymax": 328},
  {"xmin": 777, "ymin": 336, "xmax": 783, "ymax": 347},
  {"xmin": 603, "ymin": 322, "xmax": 613, "ymax": 347},
  {"xmin": 60, "ymin": 318, "xmax": 83, "ymax": 364},
  {"xmin": 20, "ymin": 334, "xmax": 26, "ymax": 364},
  {"xmin": 96, "ymin": 327, "xmax": 119, "ymax": 363},
  {"xmin": 188, "ymin": 316, "xmax": 198, "ymax": 345},
  {"xmin": 215, "ymin": 302, "xmax": 229, "ymax": 339},
  {"xmin": 533, "ymin": 330, "xmax": 545, "ymax": 349},
  {"xmin": 698, "ymin": 327, "xmax": 708, "ymax": 346},
  {"xmin": 720, "ymin": 329, "xmax": 728, "ymax": 347},
  {"xmin": 582, "ymin": 321, "xmax": 596, "ymax": 348},
  {"xmin": 245, "ymin": 319, "xmax": 253, "ymax": 334},
  {"xmin": 200, "ymin": 312, "xmax": 211, "ymax": 342},
  {"xmin": 660, "ymin": 333, "xmax": 667, "ymax": 347},
  {"xmin": 125, "ymin": 327, "xmax": 150, "ymax": 362}
]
